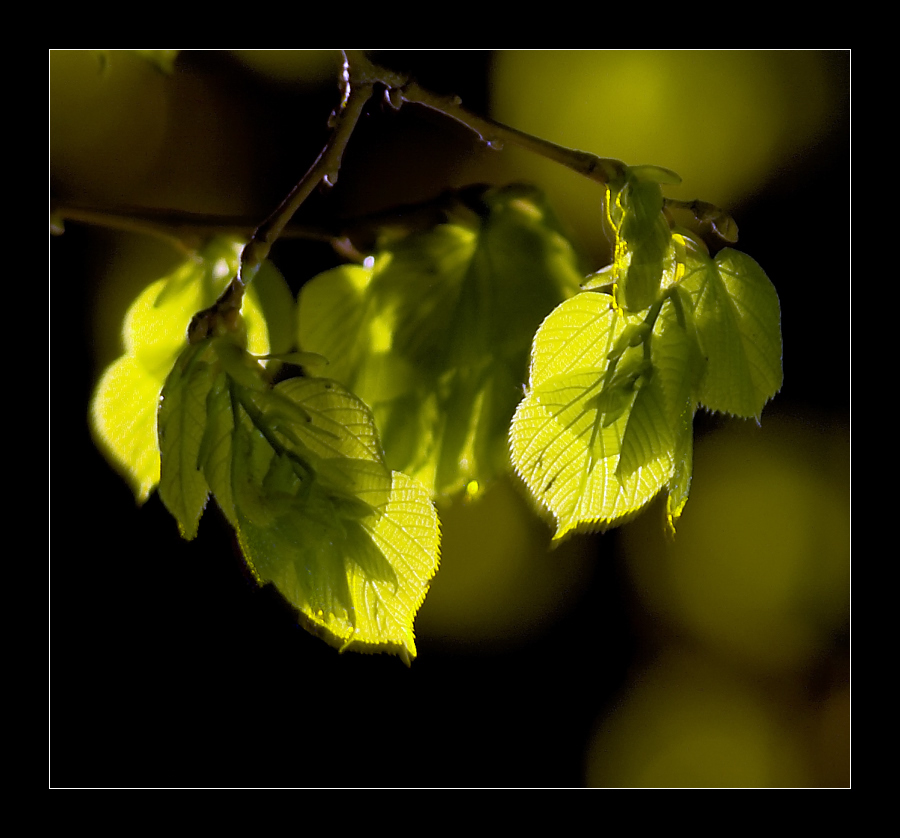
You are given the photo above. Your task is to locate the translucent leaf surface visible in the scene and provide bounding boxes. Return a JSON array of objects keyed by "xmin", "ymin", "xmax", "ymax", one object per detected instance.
[
  {"xmin": 606, "ymin": 166, "xmax": 682, "ymax": 312},
  {"xmin": 197, "ymin": 365, "xmax": 236, "ymax": 526},
  {"xmin": 677, "ymin": 243, "xmax": 783, "ymax": 418},
  {"xmin": 297, "ymin": 185, "xmax": 584, "ymax": 498},
  {"xmin": 157, "ymin": 342, "xmax": 217, "ymax": 539},
  {"xmin": 511, "ymin": 214, "xmax": 782, "ymax": 536},
  {"xmin": 224, "ymin": 355, "xmax": 439, "ymax": 661},
  {"xmin": 90, "ymin": 237, "xmax": 292, "ymax": 502},
  {"xmin": 511, "ymin": 291, "xmax": 697, "ymax": 539},
  {"xmin": 234, "ymin": 448, "xmax": 439, "ymax": 662},
  {"xmin": 90, "ymin": 355, "xmax": 164, "ymax": 503},
  {"xmin": 155, "ymin": 337, "xmax": 441, "ymax": 662}
]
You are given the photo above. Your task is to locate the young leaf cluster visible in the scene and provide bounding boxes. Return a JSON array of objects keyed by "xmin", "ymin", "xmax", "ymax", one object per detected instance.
[
  {"xmin": 91, "ymin": 236, "xmax": 440, "ymax": 662},
  {"xmin": 509, "ymin": 166, "xmax": 783, "ymax": 539},
  {"xmin": 90, "ymin": 237, "xmax": 292, "ymax": 502},
  {"xmin": 159, "ymin": 337, "xmax": 439, "ymax": 663},
  {"xmin": 86, "ymin": 61, "xmax": 783, "ymax": 662},
  {"xmin": 297, "ymin": 185, "xmax": 585, "ymax": 499}
]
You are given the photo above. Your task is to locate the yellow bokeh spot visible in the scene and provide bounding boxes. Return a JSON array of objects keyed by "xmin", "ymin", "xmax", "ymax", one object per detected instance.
[
  {"xmin": 585, "ymin": 650, "xmax": 813, "ymax": 787},
  {"xmin": 620, "ymin": 414, "xmax": 849, "ymax": 673},
  {"xmin": 51, "ymin": 49, "xmax": 168, "ymax": 201},
  {"xmin": 485, "ymin": 51, "xmax": 841, "ymax": 266},
  {"xmin": 368, "ymin": 311, "xmax": 394, "ymax": 353},
  {"xmin": 415, "ymin": 476, "xmax": 593, "ymax": 648}
]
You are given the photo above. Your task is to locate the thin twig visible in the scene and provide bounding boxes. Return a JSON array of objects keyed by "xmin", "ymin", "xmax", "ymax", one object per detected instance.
[
  {"xmin": 345, "ymin": 50, "xmax": 629, "ymax": 184},
  {"xmin": 188, "ymin": 55, "xmax": 377, "ymax": 343},
  {"xmin": 59, "ymin": 50, "xmax": 732, "ymax": 346},
  {"xmin": 50, "ymin": 203, "xmax": 338, "ymax": 248},
  {"xmin": 396, "ymin": 79, "xmax": 629, "ymax": 185}
]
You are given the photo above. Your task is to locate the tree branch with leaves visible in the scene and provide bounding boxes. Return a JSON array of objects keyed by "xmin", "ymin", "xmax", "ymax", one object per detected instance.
[{"xmin": 76, "ymin": 50, "xmax": 782, "ymax": 663}]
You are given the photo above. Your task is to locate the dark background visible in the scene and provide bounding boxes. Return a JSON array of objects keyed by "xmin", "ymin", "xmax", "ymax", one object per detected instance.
[{"xmin": 52, "ymin": 50, "xmax": 850, "ymax": 788}]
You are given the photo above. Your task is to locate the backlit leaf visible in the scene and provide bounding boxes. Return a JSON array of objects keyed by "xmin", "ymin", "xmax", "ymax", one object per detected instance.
[
  {"xmin": 197, "ymin": 364, "xmax": 237, "ymax": 526},
  {"xmin": 222, "ymin": 362, "xmax": 439, "ymax": 662},
  {"xmin": 157, "ymin": 341, "xmax": 218, "ymax": 539},
  {"xmin": 90, "ymin": 236, "xmax": 292, "ymax": 502},
  {"xmin": 677, "ymin": 242, "xmax": 783, "ymax": 418},
  {"xmin": 297, "ymin": 184, "xmax": 585, "ymax": 498},
  {"xmin": 606, "ymin": 167, "xmax": 681, "ymax": 312},
  {"xmin": 510, "ymin": 290, "xmax": 698, "ymax": 539},
  {"xmin": 511, "ymin": 213, "xmax": 781, "ymax": 537}
]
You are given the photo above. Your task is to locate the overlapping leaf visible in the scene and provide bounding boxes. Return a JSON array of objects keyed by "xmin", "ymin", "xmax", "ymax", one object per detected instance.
[
  {"xmin": 91, "ymin": 234, "xmax": 439, "ymax": 661},
  {"xmin": 90, "ymin": 236, "xmax": 293, "ymax": 502},
  {"xmin": 89, "ymin": 165, "xmax": 782, "ymax": 661},
  {"xmin": 675, "ymin": 240, "xmax": 783, "ymax": 418},
  {"xmin": 157, "ymin": 341, "xmax": 220, "ymax": 539},
  {"xmin": 297, "ymin": 185, "xmax": 585, "ymax": 498},
  {"xmin": 596, "ymin": 164, "xmax": 683, "ymax": 312},
  {"xmin": 158, "ymin": 339, "xmax": 440, "ymax": 662},
  {"xmin": 511, "ymin": 183, "xmax": 782, "ymax": 538},
  {"xmin": 510, "ymin": 291, "xmax": 699, "ymax": 539}
]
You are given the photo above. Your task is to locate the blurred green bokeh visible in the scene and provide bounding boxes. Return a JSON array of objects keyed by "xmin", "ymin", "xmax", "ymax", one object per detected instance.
[
  {"xmin": 622, "ymin": 414, "xmax": 849, "ymax": 673},
  {"xmin": 585, "ymin": 648, "xmax": 817, "ymax": 787},
  {"xmin": 416, "ymin": 475, "xmax": 594, "ymax": 649},
  {"xmin": 587, "ymin": 414, "xmax": 850, "ymax": 786},
  {"xmin": 482, "ymin": 50, "xmax": 843, "ymax": 266}
]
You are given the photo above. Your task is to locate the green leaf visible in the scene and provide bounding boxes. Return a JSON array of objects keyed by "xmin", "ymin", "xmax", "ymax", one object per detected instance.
[
  {"xmin": 90, "ymin": 355, "xmax": 165, "ymax": 503},
  {"xmin": 90, "ymin": 236, "xmax": 292, "ymax": 502},
  {"xmin": 154, "ymin": 335, "xmax": 441, "ymax": 661},
  {"xmin": 665, "ymin": 412, "xmax": 694, "ymax": 533},
  {"xmin": 222, "ymin": 362, "xmax": 440, "ymax": 662},
  {"xmin": 677, "ymin": 241, "xmax": 783, "ymax": 418},
  {"xmin": 197, "ymin": 364, "xmax": 237, "ymax": 526},
  {"xmin": 606, "ymin": 167, "xmax": 680, "ymax": 313},
  {"xmin": 157, "ymin": 342, "xmax": 219, "ymax": 539},
  {"xmin": 510, "ymin": 291, "xmax": 698, "ymax": 539},
  {"xmin": 510, "ymin": 216, "xmax": 782, "ymax": 537},
  {"xmin": 297, "ymin": 184, "xmax": 584, "ymax": 498}
]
